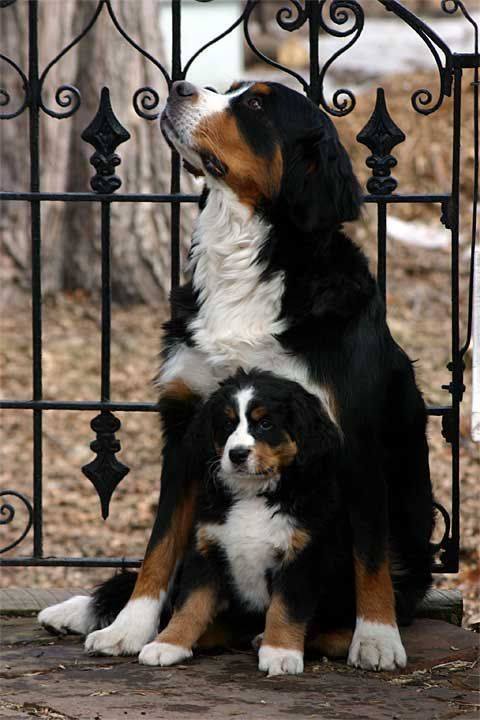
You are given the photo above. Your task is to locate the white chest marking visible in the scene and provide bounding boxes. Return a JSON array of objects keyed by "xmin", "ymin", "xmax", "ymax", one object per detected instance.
[
  {"xmin": 202, "ymin": 496, "xmax": 295, "ymax": 612},
  {"xmin": 189, "ymin": 186, "xmax": 287, "ymax": 368},
  {"xmin": 158, "ymin": 186, "xmax": 336, "ymax": 423}
]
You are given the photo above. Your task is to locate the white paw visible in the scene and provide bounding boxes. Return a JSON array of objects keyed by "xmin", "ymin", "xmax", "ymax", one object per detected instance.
[
  {"xmin": 258, "ymin": 645, "xmax": 304, "ymax": 677},
  {"xmin": 139, "ymin": 641, "xmax": 192, "ymax": 667},
  {"xmin": 38, "ymin": 595, "xmax": 95, "ymax": 636},
  {"xmin": 84, "ymin": 597, "xmax": 161, "ymax": 656},
  {"xmin": 348, "ymin": 619, "xmax": 407, "ymax": 671}
]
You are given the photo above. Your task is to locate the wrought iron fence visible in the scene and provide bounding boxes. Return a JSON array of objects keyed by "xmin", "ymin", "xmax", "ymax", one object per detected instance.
[{"xmin": 0, "ymin": 0, "xmax": 478, "ymax": 573}]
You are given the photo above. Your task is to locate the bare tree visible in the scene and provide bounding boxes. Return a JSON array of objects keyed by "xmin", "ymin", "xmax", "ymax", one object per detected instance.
[{"xmin": 1, "ymin": 0, "xmax": 194, "ymax": 305}]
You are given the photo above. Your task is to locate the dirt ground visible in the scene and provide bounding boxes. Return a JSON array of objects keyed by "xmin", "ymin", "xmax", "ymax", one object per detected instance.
[{"xmin": 1, "ymin": 72, "xmax": 479, "ymax": 627}]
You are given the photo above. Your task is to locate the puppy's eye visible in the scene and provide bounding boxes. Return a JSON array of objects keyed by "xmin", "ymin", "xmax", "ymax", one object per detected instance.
[
  {"xmin": 205, "ymin": 86, "xmax": 218, "ymax": 94},
  {"xmin": 224, "ymin": 418, "xmax": 235, "ymax": 432},
  {"xmin": 247, "ymin": 96, "xmax": 263, "ymax": 111},
  {"xmin": 258, "ymin": 418, "xmax": 273, "ymax": 431}
]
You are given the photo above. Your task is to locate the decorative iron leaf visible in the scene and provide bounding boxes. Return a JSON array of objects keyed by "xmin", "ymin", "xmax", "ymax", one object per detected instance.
[
  {"xmin": 356, "ymin": 88, "xmax": 405, "ymax": 195},
  {"xmin": 82, "ymin": 412, "xmax": 130, "ymax": 519},
  {"xmin": 81, "ymin": 87, "xmax": 131, "ymax": 193}
]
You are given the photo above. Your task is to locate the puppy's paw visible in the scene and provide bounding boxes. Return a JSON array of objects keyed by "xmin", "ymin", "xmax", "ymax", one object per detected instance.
[
  {"xmin": 38, "ymin": 595, "xmax": 95, "ymax": 636},
  {"xmin": 84, "ymin": 597, "xmax": 160, "ymax": 656},
  {"xmin": 348, "ymin": 620, "xmax": 407, "ymax": 671},
  {"xmin": 139, "ymin": 641, "xmax": 192, "ymax": 667},
  {"xmin": 258, "ymin": 645, "xmax": 304, "ymax": 676}
]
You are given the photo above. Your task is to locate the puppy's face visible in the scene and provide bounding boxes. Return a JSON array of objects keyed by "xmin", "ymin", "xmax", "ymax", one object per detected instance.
[
  {"xmin": 160, "ymin": 80, "xmax": 361, "ymax": 225},
  {"xmin": 211, "ymin": 384, "xmax": 297, "ymax": 494}
]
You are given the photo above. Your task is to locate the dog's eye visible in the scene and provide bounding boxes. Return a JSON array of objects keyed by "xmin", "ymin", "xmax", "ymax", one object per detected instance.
[
  {"xmin": 205, "ymin": 86, "xmax": 218, "ymax": 94},
  {"xmin": 224, "ymin": 418, "xmax": 235, "ymax": 432},
  {"xmin": 258, "ymin": 418, "xmax": 273, "ymax": 431},
  {"xmin": 247, "ymin": 96, "xmax": 263, "ymax": 111}
]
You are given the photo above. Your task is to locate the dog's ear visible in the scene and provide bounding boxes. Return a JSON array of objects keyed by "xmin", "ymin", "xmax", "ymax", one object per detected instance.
[
  {"xmin": 184, "ymin": 397, "xmax": 217, "ymax": 474},
  {"xmin": 283, "ymin": 126, "xmax": 362, "ymax": 233},
  {"xmin": 287, "ymin": 388, "xmax": 340, "ymax": 468}
]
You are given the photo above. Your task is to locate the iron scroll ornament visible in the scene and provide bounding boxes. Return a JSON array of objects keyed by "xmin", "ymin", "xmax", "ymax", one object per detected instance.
[
  {"xmin": 0, "ymin": 491, "xmax": 34, "ymax": 554},
  {"xmin": 36, "ymin": 0, "xmax": 170, "ymax": 120},
  {"xmin": 241, "ymin": 0, "xmax": 365, "ymax": 115},
  {"xmin": 378, "ymin": 0, "xmax": 455, "ymax": 115}
]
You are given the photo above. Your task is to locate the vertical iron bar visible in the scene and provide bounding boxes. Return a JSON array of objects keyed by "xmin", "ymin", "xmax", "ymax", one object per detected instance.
[
  {"xmin": 170, "ymin": 0, "xmax": 182, "ymax": 312},
  {"xmin": 28, "ymin": 1, "xmax": 43, "ymax": 557},
  {"xmin": 377, "ymin": 201, "xmax": 387, "ymax": 303},
  {"xmin": 100, "ymin": 201, "xmax": 111, "ymax": 402},
  {"xmin": 448, "ymin": 66, "xmax": 462, "ymax": 573},
  {"xmin": 308, "ymin": 0, "xmax": 320, "ymax": 104}
]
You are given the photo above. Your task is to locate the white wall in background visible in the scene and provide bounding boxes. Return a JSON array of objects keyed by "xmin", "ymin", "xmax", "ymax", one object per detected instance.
[{"xmin": 160, "ymin": 1, "xmax": 243, "ymax": 91}]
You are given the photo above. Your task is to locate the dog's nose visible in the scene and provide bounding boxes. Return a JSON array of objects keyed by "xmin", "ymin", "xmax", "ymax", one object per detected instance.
[
  {"xmin": 229, "ymin": 447, "xmax": 251, "ymax": 466},
  {"xmin": 171, "ymin": 81, "xmax": 198, "ymax": 99}
]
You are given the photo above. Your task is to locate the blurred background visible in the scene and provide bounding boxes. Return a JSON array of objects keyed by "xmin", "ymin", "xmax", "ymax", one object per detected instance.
[{"xmin": 1, "ymin": 1, "xmax": 478, "ymax": 627}]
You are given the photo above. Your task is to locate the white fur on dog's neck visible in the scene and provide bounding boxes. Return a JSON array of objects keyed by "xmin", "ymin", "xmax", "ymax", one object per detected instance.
[
  {"xmin": 159, "ymin": 183, "xmax": 338, "ymax": 426},
  {"xmin": 188, "ymin": 184, "xmax": 286, "ymax": 368}
]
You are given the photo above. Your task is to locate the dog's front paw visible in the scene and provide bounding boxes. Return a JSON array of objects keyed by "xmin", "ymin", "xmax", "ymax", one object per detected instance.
[
  {"xmin": 38, "ymin": 595, "xmax": 95, "ymax": 636},
  {"xmin": 139, "ymin": 641, "xmax": 192, "ymax": 667},
  {"xmin": 258, "ymin": 645, "xmax": 304, "ymax": 676},
  {"xmin": 84, "ymin": 598, "xmax": 160, "ymax": 656},
  {"xmin": 348, "ymin": 620, "xmax": 407, "ymax": 671}
]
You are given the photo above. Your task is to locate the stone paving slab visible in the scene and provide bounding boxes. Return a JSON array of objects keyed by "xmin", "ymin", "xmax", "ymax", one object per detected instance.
[
  {"xmin": 0, "ymin": 588, "xmax": 88, "ymax": 616},
  {"xmin": 0, "ymin": 617, "xmax": 478, "ymax": 720},
  {"xmin": 0, "ymin": 587, "xmax": 464, "ymax": 625}
]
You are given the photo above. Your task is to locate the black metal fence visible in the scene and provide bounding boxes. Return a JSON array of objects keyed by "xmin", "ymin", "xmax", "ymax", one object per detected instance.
[{"xmin": 0, "ymin": 0, "xmax": 478, "ymax": 573}]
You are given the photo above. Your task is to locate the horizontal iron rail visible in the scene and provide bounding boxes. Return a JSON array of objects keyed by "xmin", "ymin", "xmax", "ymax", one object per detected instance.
[
  {"xmin": 0, "ymin": 192, "xmax": 199, "ymax": 203},
  {"xmin": 0, "ymin": 400, "xmax": 451, "ymax": 415},
  {"xmin": 0, "ymin": 400, "xmax": 160, "ymax": 411},
  {"xmin": 0, "ymin": 554, "xmax": 454, "ymax": 571},
  {"xmin": 0, "ymin": 400, "xmax": 452, "ymax": 415},
  {"xmin": 0, "ymin": 191, "xmax": 450, "ymax": 204},
  {"xmin": 453, "ymin": 52, "xmax": 480, "ymax": 69},
  {"xmin": 0, "ymin": 556, "xmax": 141, "ymax": 567}
]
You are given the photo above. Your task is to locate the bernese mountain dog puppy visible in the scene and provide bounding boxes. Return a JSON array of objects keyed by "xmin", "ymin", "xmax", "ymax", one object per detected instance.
[
  {"xmin": 139, "ymin": 369, "xmax": 354, "ymax": 675},
  {"xmin": 39, "ymin": 80, "xmax": 434, "ymax": 673}
]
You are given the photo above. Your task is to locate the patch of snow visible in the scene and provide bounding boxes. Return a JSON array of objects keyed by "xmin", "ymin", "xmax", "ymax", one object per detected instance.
[{"xmin": 387, "ymin": 216, "xmax": 449, "ymax": 249}]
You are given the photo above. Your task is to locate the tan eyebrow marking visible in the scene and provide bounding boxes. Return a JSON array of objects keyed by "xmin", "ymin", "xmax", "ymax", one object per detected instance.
[
  {"xmin": 228, "ymin": 80, "xmax": 246, "ymax": 92},
  {"xmin": 251, "ymin": 406, "xmax": 268, "ymax": 421},
  {"xmin": 225, "ymin": 406, "xmax": 236, "ymax": 420},
  {"xmin": 250, "ymin": 82, "xmax": 271, "ymax": 95}
]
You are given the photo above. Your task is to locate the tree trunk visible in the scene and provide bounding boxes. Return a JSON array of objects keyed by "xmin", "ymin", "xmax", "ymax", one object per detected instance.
[{"xmin": 1, "ymin": 0, "xmax": 194, "ymax": 305}]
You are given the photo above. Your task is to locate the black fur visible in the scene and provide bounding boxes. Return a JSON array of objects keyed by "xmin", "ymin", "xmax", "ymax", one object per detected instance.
[
  {"xmin": 176, "ymin": 370, "xmax": 356, "ymax": 637},
  {"xmin": 88, "ymin": 81, "xmax": 433, "ymax": 638}
]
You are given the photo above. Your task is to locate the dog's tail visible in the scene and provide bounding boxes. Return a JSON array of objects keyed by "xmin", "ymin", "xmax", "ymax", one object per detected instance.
[
  {"xmin": 38, "ymin": 571, "xmax": 138, "ymax": 636},
  {"xmin": 38, "ymin": 570, "xmax": 176, "ymax": 637},
  {"xmin": 90, "ymin": 571, "xmax": 138, "ymax": 628}
]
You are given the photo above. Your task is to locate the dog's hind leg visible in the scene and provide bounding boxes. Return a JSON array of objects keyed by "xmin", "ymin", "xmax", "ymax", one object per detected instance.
[{"xmin": 40, "ymin": 380, "xmax": 202, "ymax": 657}]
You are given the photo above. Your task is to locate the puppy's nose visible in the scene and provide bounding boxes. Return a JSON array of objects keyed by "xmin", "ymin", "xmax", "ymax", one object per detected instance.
[
  {"xmin": 171, "ymin": 80, "xmax": 198, "ymax": 99},
  {"xmin": 229, "ymin": 447, "xmax": 251, "ymax": 466}
]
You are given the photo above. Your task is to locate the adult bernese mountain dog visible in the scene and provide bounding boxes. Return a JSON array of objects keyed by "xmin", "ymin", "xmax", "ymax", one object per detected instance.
[{"xmin": 39, "ymin": 80, "xmax": 434, "ymax": 673}]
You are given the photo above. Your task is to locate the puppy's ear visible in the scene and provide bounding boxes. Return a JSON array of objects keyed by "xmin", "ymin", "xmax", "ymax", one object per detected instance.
[
  {"xmin": 184, "ymin": 398, "xmax": 216, "ymax": 476},
  {"xmin": 288, "ymin": 388, "xmax": 340, "ymax": 468},
  {"xmin": 283, "ymin": 126, "xmax": 362, "ymax": 233}
]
